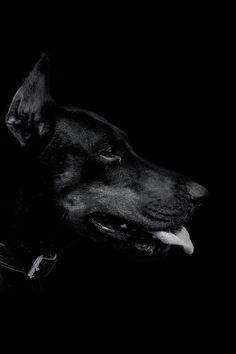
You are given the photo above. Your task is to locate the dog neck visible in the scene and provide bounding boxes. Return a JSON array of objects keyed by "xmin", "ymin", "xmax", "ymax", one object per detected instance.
[{"xmin": 0, "ymin": 129, "xmax": 70, "ymax": 279}]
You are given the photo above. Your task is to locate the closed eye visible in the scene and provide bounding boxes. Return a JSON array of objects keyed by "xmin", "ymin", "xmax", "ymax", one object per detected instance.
[{"xmin": 98, "ymin": 148, "xmax": 122, "ymax": 164}]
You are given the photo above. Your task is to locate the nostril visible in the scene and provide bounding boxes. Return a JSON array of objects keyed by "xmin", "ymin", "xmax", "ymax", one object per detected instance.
[{"xmin": 187, "ymin": 182, "xmax": 208, "ymax": 204}]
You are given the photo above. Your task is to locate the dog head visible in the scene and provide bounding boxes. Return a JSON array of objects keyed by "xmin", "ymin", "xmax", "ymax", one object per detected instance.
[{"xmin": 5, "ymin": 54, "xmax": 208, "ymax": 259}]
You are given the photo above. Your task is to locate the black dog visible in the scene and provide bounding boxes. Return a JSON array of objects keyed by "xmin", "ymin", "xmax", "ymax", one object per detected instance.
[{"xmin": 0, "ymin": 54, "xmax": 207, "ymax": 292}]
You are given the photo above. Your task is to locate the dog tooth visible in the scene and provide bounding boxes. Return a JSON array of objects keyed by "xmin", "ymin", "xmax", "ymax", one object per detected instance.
[{"xmin": 120, "ymin": 224, "xmax": 128, "ymax": 229}]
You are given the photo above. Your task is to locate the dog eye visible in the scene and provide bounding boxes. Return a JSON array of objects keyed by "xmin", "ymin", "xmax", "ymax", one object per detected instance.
[{"xmin": 99, "ymin": 149, "xmax": 122, "ymax": 164}]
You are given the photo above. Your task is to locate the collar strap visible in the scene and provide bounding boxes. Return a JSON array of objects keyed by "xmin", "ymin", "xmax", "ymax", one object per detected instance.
[{"xmin": 0, "ymin": 243, "xmax": 58, "ymax": 279}]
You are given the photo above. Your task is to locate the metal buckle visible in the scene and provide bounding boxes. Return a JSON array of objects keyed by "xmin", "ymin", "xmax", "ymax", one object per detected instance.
[{"xmin": 27, "ymin": 254, "xmax": 57, "ymax": 279}]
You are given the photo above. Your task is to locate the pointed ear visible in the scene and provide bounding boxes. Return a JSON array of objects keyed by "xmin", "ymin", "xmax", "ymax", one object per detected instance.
[{"xmin": 5, "ymin": 53, "xmax": 55, "ymax": 146}]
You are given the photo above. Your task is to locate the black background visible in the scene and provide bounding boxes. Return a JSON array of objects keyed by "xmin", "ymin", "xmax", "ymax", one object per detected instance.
[{"xmin": 0, "ymin": 5, "xmax": 230, "ymax": 349}]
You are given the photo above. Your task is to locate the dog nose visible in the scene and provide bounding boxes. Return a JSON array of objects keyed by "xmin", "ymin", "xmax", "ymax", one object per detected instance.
[{"xmin": 187, "ymin": 182, "xmax": 208, "ymax": 204}]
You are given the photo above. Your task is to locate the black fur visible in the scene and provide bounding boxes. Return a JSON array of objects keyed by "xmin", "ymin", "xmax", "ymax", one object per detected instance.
[{"xmin": 0, "ymin": 55, "xmax": 208, "ymax": 293}]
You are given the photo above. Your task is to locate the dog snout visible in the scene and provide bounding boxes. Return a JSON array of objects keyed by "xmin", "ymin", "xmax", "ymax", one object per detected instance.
[{"xmin": 186, "ymin": 182, "xmax": 208, "ymax": 204}]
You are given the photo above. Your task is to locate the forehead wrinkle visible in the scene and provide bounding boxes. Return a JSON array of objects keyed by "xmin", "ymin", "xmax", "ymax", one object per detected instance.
[
  {"xmin": 65, "ymin": 108, "xmax": 129, "ymax": 143},
  {"xmin": 54, "ymin": 109, "xmax": 129, "ymax": 155},
  {"xmin": 55, "ymin": 118, "xmax": 91, "ymax": 151}
]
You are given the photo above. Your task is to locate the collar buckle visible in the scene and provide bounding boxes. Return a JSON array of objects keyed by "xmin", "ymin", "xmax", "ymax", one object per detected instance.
[{"xmin": 27, "ymin": 254, "xmax": 58, "ymax": 279}]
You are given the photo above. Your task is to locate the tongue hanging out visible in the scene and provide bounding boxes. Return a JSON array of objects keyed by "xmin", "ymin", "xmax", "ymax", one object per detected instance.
[{"xmin": 152, "ymin": 227, "xmax": 194, "ymax": 255}]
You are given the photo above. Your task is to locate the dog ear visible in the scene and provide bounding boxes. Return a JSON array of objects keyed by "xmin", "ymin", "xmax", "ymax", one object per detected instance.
[{"xmin": 5, "ymin": 53, "xmax": 54, "ymax": 146}]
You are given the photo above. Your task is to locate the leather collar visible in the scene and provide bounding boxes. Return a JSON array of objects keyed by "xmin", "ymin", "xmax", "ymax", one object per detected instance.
[{"xmin": 0, "ymin": 243, "xmax": 58, "ymax": 278}]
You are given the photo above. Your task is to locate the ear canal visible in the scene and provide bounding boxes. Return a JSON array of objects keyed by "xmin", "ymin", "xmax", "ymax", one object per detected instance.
[{"xmin": 5, "ymin": 53, "xmax": 55, "ymax": 146}]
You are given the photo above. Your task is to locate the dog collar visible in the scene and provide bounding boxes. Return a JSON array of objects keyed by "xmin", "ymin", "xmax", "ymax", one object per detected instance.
[{"xmin": 0, "ymin": 243, "xmax": 58, "ymax": 279}]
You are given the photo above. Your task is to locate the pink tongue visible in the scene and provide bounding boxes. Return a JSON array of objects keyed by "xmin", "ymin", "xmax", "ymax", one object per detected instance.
[{"xmin": 152, "ymin": 227, "xmax": 194, "ymax": 255}]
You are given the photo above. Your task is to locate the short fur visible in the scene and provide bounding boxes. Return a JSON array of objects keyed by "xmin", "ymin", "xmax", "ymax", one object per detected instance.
[{"xmin": 0, "ymin": 55, "xmax": 208, "ymax": 293}]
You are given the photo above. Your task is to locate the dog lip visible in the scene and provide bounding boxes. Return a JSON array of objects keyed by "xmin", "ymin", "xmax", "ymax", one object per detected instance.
[
  {"xmin": 89, "ymin": 218, "xmax": 129, "ymax": 242},
  {"xmin": 89, "ymin": 212, "xmax": 166, "ymax": 234},
  {"xmin": 89, "ymin": 213, "xmax": 153, "ymax": 239},
  {"xmin": 89, "ymin": 212, "xmax": 179, "ymax": 237}
]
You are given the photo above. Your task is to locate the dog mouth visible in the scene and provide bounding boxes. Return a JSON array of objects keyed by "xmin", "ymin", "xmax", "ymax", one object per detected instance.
[{"xmin": 89, "ymin": 213, "xmax": 194, "ymax": 257}]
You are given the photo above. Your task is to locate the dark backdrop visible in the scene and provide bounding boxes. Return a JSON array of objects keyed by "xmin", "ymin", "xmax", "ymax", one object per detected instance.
[{"xmin": 0, "ymin": 7, "xmax": 229, "ymax": 348}]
